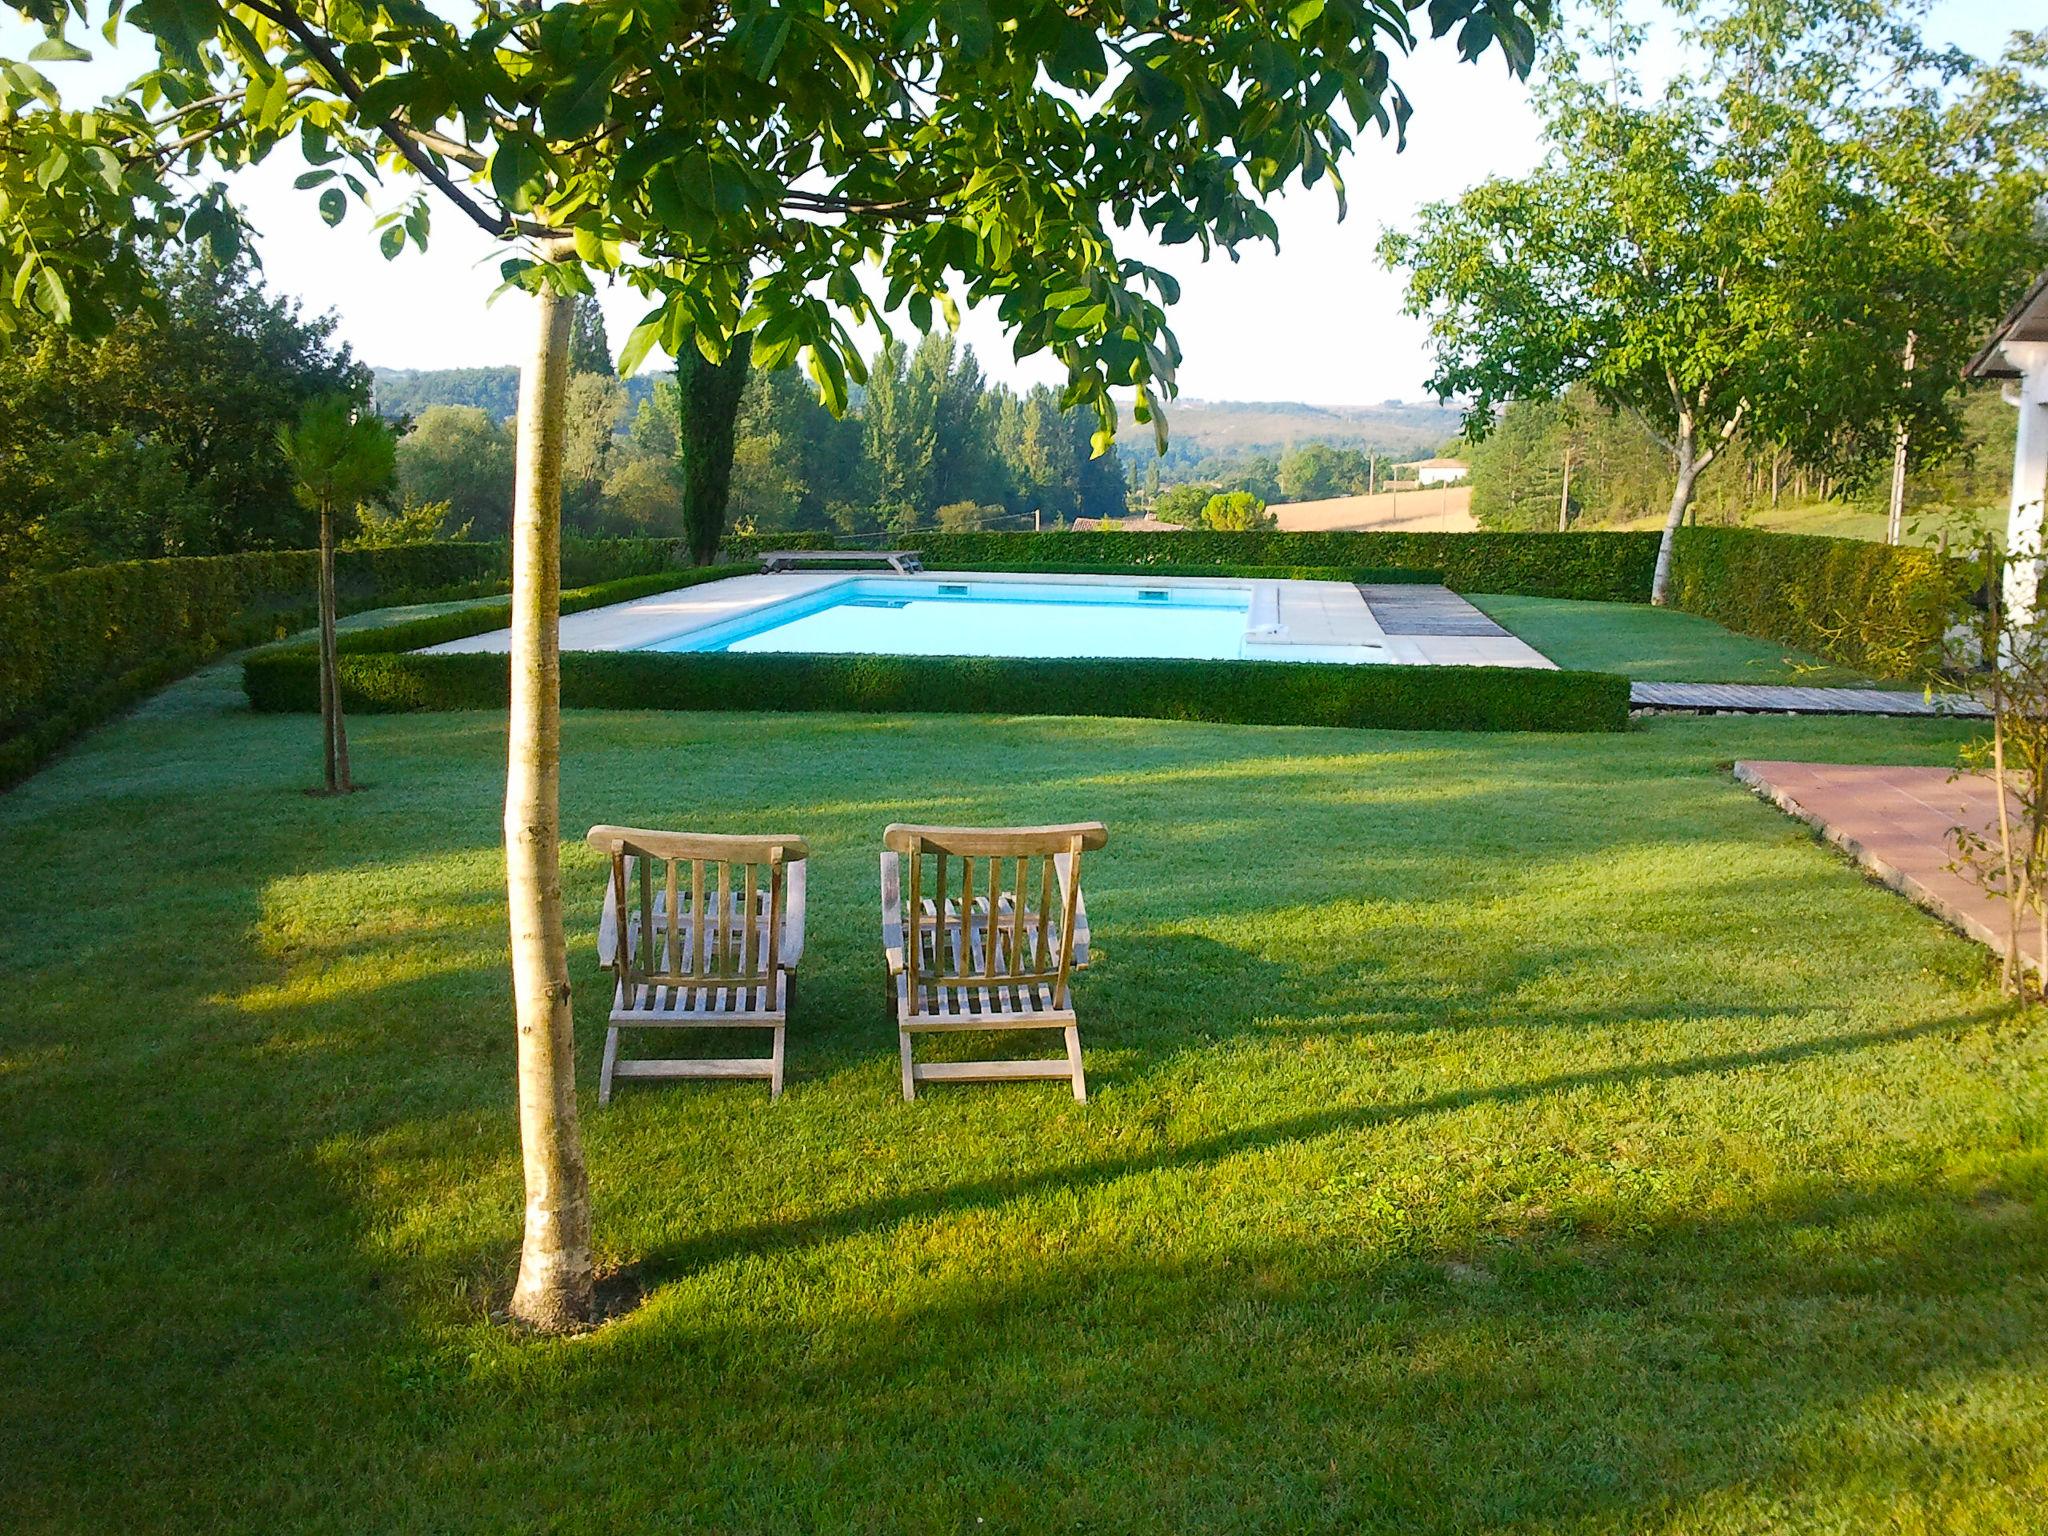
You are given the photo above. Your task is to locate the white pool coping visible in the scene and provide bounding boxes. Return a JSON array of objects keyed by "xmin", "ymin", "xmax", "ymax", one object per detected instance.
[{"xmin": 419, "ymin": 570, "xmax": 1556, "ymax": 669}]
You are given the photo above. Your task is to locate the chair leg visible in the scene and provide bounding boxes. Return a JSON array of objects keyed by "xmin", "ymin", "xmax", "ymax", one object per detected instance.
[
  {"xmin": 1064, "ymin": 1023, "xmax": 1087, "ymax": 1104},
  {"xmin": 599, "ymin": 1026, "xmax": 621, "ymax": 1106},
  {"xmin": 769, "ymin": 1022, "xmax": 786, "ymax": 1102},
  {"xmin": 899, "ymin": 1027, "xmax": 917, "ymax": 1101}
]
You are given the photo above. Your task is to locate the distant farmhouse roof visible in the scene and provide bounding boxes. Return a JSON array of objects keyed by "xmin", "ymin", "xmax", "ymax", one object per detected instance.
[
  {"xmin": 1073, "ymin": 515, "xmax": 1186, "ymax": 532},
  {"xmin": 1966, "ymin": 271, "xmax": 2048, "ymax": 379},
  {"xmin": 1397, "ymin": 457, "xmax": 1470, "ymax": 471}
]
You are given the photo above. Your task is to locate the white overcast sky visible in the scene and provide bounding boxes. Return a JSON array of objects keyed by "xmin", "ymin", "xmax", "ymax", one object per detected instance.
[{"xmin": 1, "ymin": 0, "xmax": 2024, "ymax": 405}]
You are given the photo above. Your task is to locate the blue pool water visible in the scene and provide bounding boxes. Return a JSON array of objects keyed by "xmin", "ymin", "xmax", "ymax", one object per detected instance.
[{"xmin": 641, "ymin": 577, "xmax": 1261, "ymax": 660}]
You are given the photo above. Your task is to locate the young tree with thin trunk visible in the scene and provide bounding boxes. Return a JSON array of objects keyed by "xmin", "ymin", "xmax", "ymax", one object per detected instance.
[
  {"xmin": 278, "ymin": 393, "xmax": 395, "ymax": 794},
  {"xmin": 1380, "ymin": 0, "xmax": 2047, "ymax": 603},
  {"xmin": 6, "ymin": 0, "xmax": 1554, "ymax": 1330}
]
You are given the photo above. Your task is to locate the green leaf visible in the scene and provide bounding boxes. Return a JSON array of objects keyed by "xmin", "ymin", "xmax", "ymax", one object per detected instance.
[
  {"xmin": 737, "ymin": 2, "xmax": 793, "ymax": 81},
  {"xmin": 380, "ymin": 224, "xmax": 405, "ymax": 259},
  {"xmin": 28, "ymin": 37, "xmax": 93, "ymax": 63},
  {"xmin": 938, "ymin": 0, "xmax": 993, "ymax": 63},
  {"xmin": 489, "ymin": 140, "xmax": 547, "ymax": 214},
  {"xmin": 616, "ymin": 307, "xmax": 667, "ymax": 376},
  {"xmin": 33, "ymin": 264, "xmax": 70, "ymax": 326},
  {"xmin": 541, "ymin": 61, "xmax": 611, "ymax": 140},
  {"xmin": 1287, "ymin": 0, "xmax": 1325, "ymax": 29},
  {"xmin": 317, "ymin": 188, "xmax": 346, "ymax": 226},
  {"xmin": 294, "ymin": 169, "xmax": 336, "ymax": 190}
]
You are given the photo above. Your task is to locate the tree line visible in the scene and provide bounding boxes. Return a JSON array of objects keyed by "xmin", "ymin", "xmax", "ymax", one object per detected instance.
[{"xmin": 398, "ymin": 318, "xmax": 1130, "ymax": 545}]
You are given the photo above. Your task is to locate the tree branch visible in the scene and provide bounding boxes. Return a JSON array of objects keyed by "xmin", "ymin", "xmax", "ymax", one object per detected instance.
[{"xmin": 239, "ymin": 0, "xmax": 515, "ymax": 239}]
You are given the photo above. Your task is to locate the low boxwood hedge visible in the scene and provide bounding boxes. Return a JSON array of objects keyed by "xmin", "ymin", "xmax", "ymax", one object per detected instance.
[
  {"xmin": 1667, "ymin": 527, "xmax": 1970, "ymax": 680},
  {"xmin": 252, "ymin": 649, "xmax": 1627, "ymax": 734},
  {"xmin": 243, "ymin": 565, "xmax": 1628, "ymax": 735}
]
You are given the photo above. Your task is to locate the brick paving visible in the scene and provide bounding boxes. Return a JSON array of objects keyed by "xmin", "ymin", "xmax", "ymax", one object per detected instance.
[{"xmin": 1734, "ymin": 759, "xmax": 2037, "ymax": 973}]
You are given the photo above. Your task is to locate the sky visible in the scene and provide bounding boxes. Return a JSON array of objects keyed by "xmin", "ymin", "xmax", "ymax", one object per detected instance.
[{"xmin": 1, "ymin": 0, "xmax": 2026, "ymax": 406}]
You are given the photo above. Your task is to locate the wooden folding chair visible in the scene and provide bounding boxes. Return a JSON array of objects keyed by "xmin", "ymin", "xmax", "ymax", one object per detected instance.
[
  {"xmin": 588, "ymin": 825, "xmax": 808, "ymax": 1102},
  {"xmin": 879, "ymin": 821, "xmax": 1108, "ymax": 1102}
]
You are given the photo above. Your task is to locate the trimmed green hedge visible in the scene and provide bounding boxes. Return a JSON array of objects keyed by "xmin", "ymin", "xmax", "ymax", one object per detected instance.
[
  {"xmin": 0, "ymin": 543, "xmax": 523, "ymax": 788},
  {"xmin": 249, "ymin": 646, "xmax": 1630, "ymax": 734},
  {"xmin": 935, "ymin": 562, "xmax": 1445, "ymax": 584},
  {"xmin": 1666, "ymin": 527, "xmax": 1970, "ymax": 680},
  {"xmin": 901, "ymin": 531, "xmax": 1661, "ymax": 601}
]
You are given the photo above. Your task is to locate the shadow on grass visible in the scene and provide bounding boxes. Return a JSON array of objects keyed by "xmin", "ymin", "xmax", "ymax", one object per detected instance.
[{"xmin": 634, "ymin": 1009, "xmax": 1999, "ymax": 1284}]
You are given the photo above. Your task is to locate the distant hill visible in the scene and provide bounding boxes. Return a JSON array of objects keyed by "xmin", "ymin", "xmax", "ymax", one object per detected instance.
[
  {"xmin": 370, "ymin": 367, "xmax": 1462, "ymax": 458},
  {"xmin": 1158, "ymin": 399, "xmax": 1463, "ymax": 457},
  {"xmin": 371, "ymin": 366, "xmax": 653, "ymax": 422}
]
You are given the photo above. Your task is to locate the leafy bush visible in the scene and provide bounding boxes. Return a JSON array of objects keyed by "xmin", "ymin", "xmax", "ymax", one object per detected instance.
[
  {"xmin": 1196, "ymin": 491, "xmax": 1275, "ymax": 531},
  {"xmin": 899, "ymin": 531, "xmax": 1660, "ymax": 600},
  {"xmin": 250, "ymin": 646, "xmax": 1629, "ymax": 734},
  {"xmin": 1666, "ymin": 527, "xmax": 1970, "ymax": 679}
]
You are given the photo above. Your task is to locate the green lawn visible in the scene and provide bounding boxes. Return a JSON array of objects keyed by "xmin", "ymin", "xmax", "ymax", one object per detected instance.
[
  {"xmin": 5, "ymin": 667, "xmax": 2045, "ymax": 1533},
  {"xmin": 1469, "ymin": 592, "xmax": 1880, "ymax": 686}
]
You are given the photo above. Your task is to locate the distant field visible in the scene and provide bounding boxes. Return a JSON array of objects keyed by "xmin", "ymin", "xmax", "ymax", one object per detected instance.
[{"xmin": 1271, "ymin": 484, "xmax": 1476, "ymax": 533}]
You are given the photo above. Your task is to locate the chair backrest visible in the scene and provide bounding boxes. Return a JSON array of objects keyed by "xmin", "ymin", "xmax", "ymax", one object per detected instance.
[
  {"xmin": 587, "ymin": 826, "xmax": 808, "ymax": 1005},
  {"xmin": 884, "ymin": 822, "xmax": 1107, "ymax": 1011}
]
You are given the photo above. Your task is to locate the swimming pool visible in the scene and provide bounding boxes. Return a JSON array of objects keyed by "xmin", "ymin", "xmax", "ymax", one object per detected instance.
[{"xmin": 635, "ymin": 577, "xmax": 1385, "ymax": 663}]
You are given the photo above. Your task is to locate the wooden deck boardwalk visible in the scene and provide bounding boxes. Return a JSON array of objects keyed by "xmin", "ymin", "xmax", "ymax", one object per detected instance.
[{"xmin": 1632, "ymin": 682, "xmax": 1988, "ymax": 718}]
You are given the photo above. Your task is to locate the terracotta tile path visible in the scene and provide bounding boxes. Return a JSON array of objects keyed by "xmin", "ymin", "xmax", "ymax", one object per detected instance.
[{"xmin": 1734, "ymin": 759, "xmax": 2038, "ymax": 973}]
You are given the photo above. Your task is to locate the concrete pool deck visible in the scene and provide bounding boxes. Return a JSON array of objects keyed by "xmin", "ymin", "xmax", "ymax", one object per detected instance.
[{"xmin": 421, "ymin": 571, "xmax": 1556, "ymax": 668}]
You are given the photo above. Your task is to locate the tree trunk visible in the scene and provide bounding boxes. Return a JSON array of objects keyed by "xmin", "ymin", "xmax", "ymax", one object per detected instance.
[
  {"xmin": 1650, "ymin": 431, "xmax": 1701, "ymax": 607},
  {"xmin": 317, "ymin": 502, "xmax": 334, "ymax": 792},
  {"xmin": 505, "ymin": 271, "xmax": 593, "ymax": 1334},
  {"xmin": 317, "ymin": 500, "xmax": 349, "ymax": 792},
  {"xmin": 1558, "ymin": 446, "xmax": 1574, "ymax": 533}
]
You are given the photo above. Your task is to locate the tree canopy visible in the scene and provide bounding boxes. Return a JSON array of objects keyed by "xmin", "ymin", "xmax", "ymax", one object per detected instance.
[
  {"xmin": 0, "ymin": 254, "xmax": 363, "ymax": 580},
  {"xmin": 6, "ymin": 0, "xmax": 1549, "ymax": 439}
]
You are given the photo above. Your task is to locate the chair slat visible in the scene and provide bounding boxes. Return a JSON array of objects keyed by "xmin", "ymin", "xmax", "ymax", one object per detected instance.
[
  {"xmin": 665, "ymin": 858, "xmax": 680, "ymax": 975},
  {"xmin": 690, "ymin": 859, "xmax": 707, "ymax": 978},
  {"xmin": 742, "ymin": 861, "xmax": 758, "ymax": 981},
  {"xmin": 638, "ymin": 853, "xmax": 654, "ymax": 977},
  {"xmin": 715, "ymin": 861, "xmax": 732, "ymax": 978}
]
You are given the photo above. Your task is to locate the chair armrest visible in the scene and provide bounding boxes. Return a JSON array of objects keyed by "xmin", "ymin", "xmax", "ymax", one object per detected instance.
[
  {"xmin": 780, "ymin": 857, "xmax": 808, "ymax": 968},
  {"xmin": 880, "ymin": 851, "xmax": 906, "ymax": 973}
]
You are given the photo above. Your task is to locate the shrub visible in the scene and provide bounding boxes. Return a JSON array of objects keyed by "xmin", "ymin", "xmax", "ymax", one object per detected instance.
[
  {"xmin": 898, "ymin": 531, "xmax": 1660, "ymax": 600},
  {"xmin": 1196, "ymin": 492, "xmax": 1275, "ymax": 532},
  {"xmin": 1665, "ymin": 527, "xmax": 1971, "ymax": 679}
]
